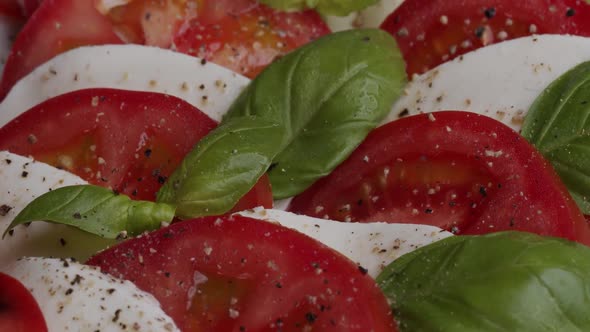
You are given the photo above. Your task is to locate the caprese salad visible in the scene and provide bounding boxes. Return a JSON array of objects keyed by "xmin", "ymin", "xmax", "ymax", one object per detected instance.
[{"xmin": 1, "ymin": 0, "xmax": 590, "ymax": 331}]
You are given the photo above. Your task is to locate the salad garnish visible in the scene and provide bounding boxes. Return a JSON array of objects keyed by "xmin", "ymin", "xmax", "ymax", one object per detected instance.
[
  {"xmin": 522, "ymin": 60, "xmax": 590, "ymax": 214},
  {"xmin": 378, "ymin": 231, "xmax": 590, "ymax": 331},
  {"xmin": 7, "ymin": 28, "xmax": 406, "ymax": 234},
  {"xmin": 4, "ymin": 185, "xmax": 175, "ymax": 239}
]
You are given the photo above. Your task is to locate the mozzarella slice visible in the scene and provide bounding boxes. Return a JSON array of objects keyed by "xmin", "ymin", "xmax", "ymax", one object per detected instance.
[
  {"xmin": 384, "ymin": 34, "xmax": 590, "ymax": 132},
  {"xmin": 0, "ymin": 44, "xmax": 250, "ymax": 127},
  {"xmin": 2, "ymin": 257, "xmax": 179, "ymax": 332},
  {"xmin": 0, "ymin": 151, "xmax": 114, "ymax": 266},
  {"xmin": 237, "ymin": 208, "xmax": 452, "ymax": 277}
]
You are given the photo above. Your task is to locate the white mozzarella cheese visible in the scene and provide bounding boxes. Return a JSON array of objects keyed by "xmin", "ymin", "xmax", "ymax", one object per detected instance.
[
  {"xmin": 238, "ymin": 208, "xmax": 452, "ymax": 277},
  {"xmin": 0, "ymin": 151, "xmax": 114, "ymax": 265},
  {"xmin": 384, "ymin": 34, "xmax": 590, "ymax": 132},
  {"xmin": 2, "ymin": 257, "xmax": 179, "ymax": 332},
  {"xmin": 0, "ymin": 44, "xmax": 251, "ymax": 127}
]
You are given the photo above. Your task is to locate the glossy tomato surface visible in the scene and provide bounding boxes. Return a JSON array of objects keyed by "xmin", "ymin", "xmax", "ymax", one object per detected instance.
[
  {"xmin": 88, "ymin": 215, "xmax": 397, "ymax": 332},
  {"xmin": 0, "ymin": 88, "xmax": 272, "ymax": 209},
  {"xmin": 381, "ymin": 0, "xmax": 590, "ymax": 76},
  {"xmin": 0, "ymin": 0, "xmax": 329, "ymax": 99},
  {"xmin": 289, "ymin": 111, "xmax": 590, "ymax": 246},
  {"xmin": 0, "ymin": 0, "xmax": 123, "ymax": 99},
  {"xmin": 105, "ymin": 0, "xmax": 330, "ymax": 78},
  {"xmin": 0, "ymin": 272, "xmax": 47, "ymax": 332}
]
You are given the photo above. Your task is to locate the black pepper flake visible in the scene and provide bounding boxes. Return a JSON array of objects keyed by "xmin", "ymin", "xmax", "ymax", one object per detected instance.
[
  {"xmin": 65, "ymin": 288, "xmax": 73, "ymax": 296},
  {"xmin": 566, "ymin": 8, "xmax": 576, "ymax": 17},
  {"xmin": 200, "ymin": 58, "xmax": 207, "ymax": 65},
  {"xmin": 144, "ymin": 12, "xmax": 152, "ymax": 20},
  {"xmin": 164, "ymin": 272, "xmax": 171, "ymax": 278},
  {"xmin": 362, "ymin": 36, "xmax": 371, "ymax": 42},
  {"xmin": 7, "ymin": 229, "xmax": 14, "ymax": 236},
  {"xmin": 61, "ymin": 259, "xmax": 70, "ymax": 268},
  {"xmin": 0, "ymin": 204, "xmax": 12, "ymax": 216},
  {"xmin": 510, "ymin": 218, "xmax": 515, "ymax": 227},
  {"xmin": 21, "ymin": 171, "xmax": 28, "ymax": 178},
  {"xmin": 425, "ymin": 208, "xmax": 433, "ymax": 214},
  {"xmin": 305, "ymin": 312, "xmax": 317, "ymax": 324},
  {"xmin": 60, "ymin": 238, "xmax": 67, "ymax": 246},
  {"xmin": 158, "ymin": 175, "xmax": 167, "ymax": 184},
  {"xmin": 72, "ymin": 212, "xmax": 82, "ymax": 219},
  {"xmin": 4, "ymin": 159, "xmax": 11, "ymax": 164},
  {"xmin": 398, "ymin": 108, "xmax": 409, "ymax": 117},
  {"xmin": 144, "ymin": 149, "xmax": 152, "ymax": 157},
  {"xmin": 107, "ymin": 288, "xmax": 116, "ymax": 295},
  {"xmin": 358, "ymin": 265, "xmax": 368, "ymax": 275},
  {"xmin": 239, "ymin": 326, "xmax": 247, "ymax": 331},
  {"xmin": 484, "ymin": 7, "xmax": 496, "ymax": 19},
  {"xmin": 479, "ymin": 186, "xmax": 487, "ymax": 197},
  {"xmin": 275, "ymin": 282, "xmax": 283, "ymax": 288},
  {"xmin": 131, "ymin": 189, "xmax": 138, "ymax": 197},
  {"xmin": 112, "ymin": 309, "xmax": 122, "ymax": 323},
  {"xmin": 474, "ymin": 26, "xmax": 485, "ymax": 38},
  {"xmin": 71, "ymin": 274, "xmax": 83, "ymax": 285}
]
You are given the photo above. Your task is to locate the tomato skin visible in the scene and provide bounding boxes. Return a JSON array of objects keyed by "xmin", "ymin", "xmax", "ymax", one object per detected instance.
[
  {"xmin": 0, "ymin": 0, "xmax": 123, "ymax": 99},
  {"xmin": 0, "ymin": 272, "xmax": 48, "ymax": 332},
  {"xmin": 0, "ymin": 88, "xmax": 272, "ymax": 210},
  {"xmin": 381, "ymin": 0, "xmax": 590, "ymax": 76},
  {"xmin": 87, "ymin": 215, "xmax": 397, "ymax": 332},
  {"xmin": 289, "ymin": 112, "xmax": 590, "ymax": 246}
]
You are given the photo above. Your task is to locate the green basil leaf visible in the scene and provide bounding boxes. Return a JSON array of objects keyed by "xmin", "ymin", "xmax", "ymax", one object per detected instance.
[
  {"xmin": 4, "ymin": 185, "xmax": 176, "ymax": 239},
  {"xmin": 157, "ymin": 117, "xmax": 283, "ymax": 219},
  {"xmin": 225, "ymin": 28, "xmax": 406, "ymax": 199},
  {"xmin": 258, "ymin": 0, "xmax": 379, "ymax": 16},
  {"xmin": 377, "ymin": 232, "xmax": 590, "ymax": 332},
  {"xmin": 521, "ymin": 61, "xmax": 590, "ymax": 214}
]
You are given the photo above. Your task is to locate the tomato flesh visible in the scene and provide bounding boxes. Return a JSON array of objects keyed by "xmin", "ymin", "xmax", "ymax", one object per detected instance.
[
  {"xmin": 381, "ymin": 0, "xmax": 590, "ymax": 76},
  {"xmin": 0, "ymin": 88, "xmax": 272, "ymax": 209},
  {"xmin": 88, "ymin": 215, "xmax": 397, "ymax": 331},
  {"xmin": 289, "ymin": 112, "xmax": 590, "ymax": 245},
  {"xmin": 0, "ymin": 272, "xmax": 48, "ymax": 332},
  {"xmin": 0, "ymin": 0, "xmax": 123, "ymax": 99}
]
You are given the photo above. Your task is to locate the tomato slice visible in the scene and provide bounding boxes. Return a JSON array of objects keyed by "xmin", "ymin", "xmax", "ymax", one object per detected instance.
[
  {"xmin": 0, "ymin": 272, "xmax": 48, "ymax": 332},
  {"xmin": 104, "ymin": 0, "xmax": 330, "ymax": 78},
  {"xmin": 87, "ymin": 215, "xmax": 396, "ymax": 331},
  {"xmin": 288, "ymin": 111, "xmax": 590, "ymax": 246},
  {"xmin": 381, "ymin": 0, "xmax": 590, "ymax": 76},
  {"xmin": 0, "ymin": 0, "xmax": 24, "ymax": 19},
  {"xmin": 0, "ymin": 0, "xmax": 124, "ymax": 99},
  {"xmin": 0, "ymin": 88, "xmax": 272, "ymax": 209}
]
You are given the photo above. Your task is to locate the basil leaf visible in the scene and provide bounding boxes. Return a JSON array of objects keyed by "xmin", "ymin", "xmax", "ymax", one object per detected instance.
[
  {"xmin": 258, "ymin": 0, "xmax": 379, "ymax": 16},
  {"xmin": 378, "ymin": 232, "xmax": 590, "ymax": 332},
  {"xmin": 4, "ymin": 185, "xmax": 176, "ymax": 239},
  {"xmin": 157, "ymin": 117, "xmax": 283, "ymax": 219},
  {"xmin": 225, "ymin": 28, "xmax": 406, "ymax": 199},
  {"xmin": 521, "ymin": 61, "xmax": 590, "ymax": 214}
]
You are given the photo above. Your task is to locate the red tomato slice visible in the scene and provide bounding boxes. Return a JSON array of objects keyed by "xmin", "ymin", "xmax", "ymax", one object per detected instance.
[
  {"xmin": 381, "ymin": 0, "xmax": 590, "ymax": 76},
  {"xmin": 20, "ymin": 0, "xmax": 42, "ymax": 17},
  {"xmin": 0, "ymin": 88, "xmax": 272, "ymax": 209},
  {"xmin": 288, "ymin": 111, "xmax": 590, "ymax": 246},
  {"xmin": 103, "ymin": 0, "xmax": 330, "ymax": 78},
  {"xmin": 87, "ymin": 215, "xmax": 397, "ymax": 331},
  {"xmin": 0, "ymin": 0, "xmax": 24, "ymax": 19},
  {"xmin": 0, "ymin": 272, "xmax": 48, "ymax": 332},
  {"xmin": 0, "ymin": 0, "xmax": 123, "ymax": 99}
]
